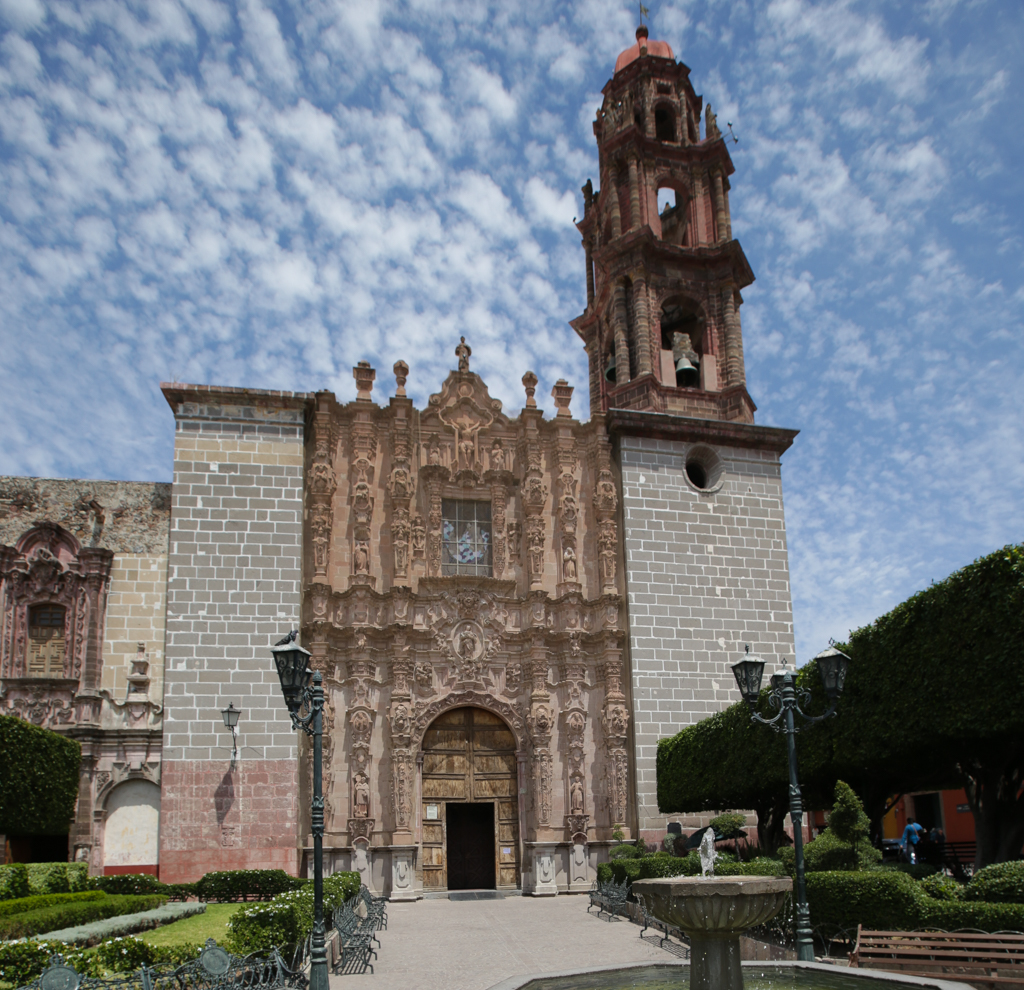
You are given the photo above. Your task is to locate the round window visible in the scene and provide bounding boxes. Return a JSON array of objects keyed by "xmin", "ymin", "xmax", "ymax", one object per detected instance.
[{"xmin": 683, "ymin": 445, "xmax": 723, "ymax": 493}]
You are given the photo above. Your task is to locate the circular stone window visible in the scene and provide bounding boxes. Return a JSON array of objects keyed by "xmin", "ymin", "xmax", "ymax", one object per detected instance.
[{"xmin": 683, "ymin": 445, "xmax": 724, "ymax": 493}]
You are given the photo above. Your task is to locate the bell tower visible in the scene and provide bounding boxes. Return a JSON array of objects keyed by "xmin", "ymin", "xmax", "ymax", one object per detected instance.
[
  {"xmin": 571, "ymin": 25, "xmax": 755, "ymax": 424},
  {"xmin": 575, "ymin": 27, "xmax": 800, "ymax": 843}
]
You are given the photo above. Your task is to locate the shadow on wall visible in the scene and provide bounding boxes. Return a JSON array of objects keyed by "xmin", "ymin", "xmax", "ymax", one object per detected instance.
[{"xmin": 215, "ymin": 770, "xmax": 236, "ymax": 826}]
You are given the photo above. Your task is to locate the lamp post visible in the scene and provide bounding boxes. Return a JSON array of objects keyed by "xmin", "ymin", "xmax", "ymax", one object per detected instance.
[
  {"xmin": 270, "ymin": 634, "xmax": 328, "ymax": 990},
  {"xmin": 220, "ymin": 703, "xmax": 241, "ymax": 766},
  {"xmin": 731, "ymin": 643, "xmax": 851, "ymax": 962}
]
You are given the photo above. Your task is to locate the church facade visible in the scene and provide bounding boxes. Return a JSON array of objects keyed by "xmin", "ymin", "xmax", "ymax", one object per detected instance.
[{"xmin": 1, "ymin": 27, "xmax": 797, "ymax": 896}]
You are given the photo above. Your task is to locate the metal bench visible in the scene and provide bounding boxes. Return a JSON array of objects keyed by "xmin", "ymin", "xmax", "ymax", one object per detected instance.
[
  {"xmin": 331, "ymin": 895, "xmax": 379, "ymax": 974},
  {"xmin": 634, "ymin": 890, "xmax": 688, "ymax": 949},
  {"xmin": 16, "ymin": 940, "xmax": 306, "ymax": 990},
  {"xmin": 587, "ymin": 878, "xmax": 630, "ymax": 921},
  {"xmin": 849, "ymin": 926, "xmax": 1024, "ymax": 987},
  {"xmin": 358, "ymin": 885, "xmax": 388, "ymax": 932}
]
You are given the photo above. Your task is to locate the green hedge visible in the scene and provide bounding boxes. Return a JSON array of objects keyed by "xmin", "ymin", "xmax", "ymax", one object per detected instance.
[
  {"xmin": 0, "ymin": 717, "xmax": 81, "ymax": 837},
  {"xmin": 26, "ymin": 863, "xmax": 90, "ymax": 895},
  {"xmin": 0, "ymin": 893, "xmax": 166, "ymax": 940},
  {"xmin": 90, "ymin": 874, "xmax": 197, "ymax": 901},
  {"xmin": 226, "ymin": 872, "xmax": 360, "ymax": 955},
  {"xmin": 0, "ymin": 891, "xmax": 104, "ymax": 919},
  {"xmin": 778, "ymin": 830, "xmax": 881, "ymax": 874},
  {"xmin": 918, "ymin": 873, "xmax": 964, "ymax": 901},
  {"xmin": 607, "ymin": 853, "xmax": 785, "ymax": 886},
  {"xmin": 964, "ymin": 861, "xmax": 1024, "ymax": 903},
  {"xmin": 0, "ymin": 866, "xmax": 30, "ymax": 902},
  {"xmin": 195, "ymin": 869, "xmax": 304, "ymax": 903}
]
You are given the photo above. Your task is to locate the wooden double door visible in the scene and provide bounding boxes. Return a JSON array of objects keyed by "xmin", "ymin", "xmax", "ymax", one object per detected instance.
[{"xmin": 421, "ymin": 707, "xmax": 520, "ymax": 891}]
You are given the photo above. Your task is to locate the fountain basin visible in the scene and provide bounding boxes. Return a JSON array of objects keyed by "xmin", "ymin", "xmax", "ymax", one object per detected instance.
[{"xmin": 632, "ymin": 876, "xmax": 793, "ymax": 990}]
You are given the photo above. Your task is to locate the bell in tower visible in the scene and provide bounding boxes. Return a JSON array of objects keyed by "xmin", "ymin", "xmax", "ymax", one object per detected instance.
[{"xmin": 570, "ymin": 24, "xmax": 755, "ymax": 423}]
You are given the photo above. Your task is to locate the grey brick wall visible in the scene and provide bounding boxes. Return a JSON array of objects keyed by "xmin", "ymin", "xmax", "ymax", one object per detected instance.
[
  {"xmin": 162, "ymin": 402, "xmax": 307, "ymax": 763},
  {"xmin": 619, "ymin": 435, "xmax": 796, "ymax": 833}
]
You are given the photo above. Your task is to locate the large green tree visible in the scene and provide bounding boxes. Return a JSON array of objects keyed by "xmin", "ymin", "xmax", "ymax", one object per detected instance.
[
  {"xmin": 0, "ymin": 716, "xmax": 81, "ymax": 836},
  {"xmin": 658, "ymin": 544, "xmax": 1024, "ymax": 868}
]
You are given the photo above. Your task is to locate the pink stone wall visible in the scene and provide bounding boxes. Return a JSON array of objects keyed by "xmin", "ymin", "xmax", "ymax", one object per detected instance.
[{"xmin": 159, "ymin": 760, "xmax": 300, "ymax": 883}]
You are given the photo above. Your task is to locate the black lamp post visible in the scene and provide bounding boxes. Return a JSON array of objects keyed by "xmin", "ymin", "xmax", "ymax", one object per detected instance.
[
  {"xmin": 220, "ymin": 702, "xmax": 241, "ymax": 765},
  {"xmin": 731, "ymin": 643, "xmax": 851, "ymax": 962},
  {"xmin": 271, "ymin": 634, "xmax": 328, "ymax": 990}
]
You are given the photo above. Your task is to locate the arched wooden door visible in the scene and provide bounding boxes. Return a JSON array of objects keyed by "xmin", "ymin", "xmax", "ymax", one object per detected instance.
[{"xmin": 421, "ymin": 707, "xmax": 520, "ymax": 891}]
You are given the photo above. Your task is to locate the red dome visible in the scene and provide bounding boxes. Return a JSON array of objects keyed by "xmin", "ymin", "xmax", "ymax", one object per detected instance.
[{"xmin": 614, "ymin": 26, "xmax": 674, "ymax": 73}]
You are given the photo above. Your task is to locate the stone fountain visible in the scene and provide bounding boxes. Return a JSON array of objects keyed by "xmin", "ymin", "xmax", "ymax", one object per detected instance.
[{"xmin": 632, "ymin": 833, "xmax": 792, "ymax": 990}]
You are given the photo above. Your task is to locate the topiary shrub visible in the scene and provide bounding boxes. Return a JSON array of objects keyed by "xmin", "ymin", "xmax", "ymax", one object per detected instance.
[
  {"xmin": 0, "ymin": 865, "xmax": 30, "ymax": 901},
  {"xmin": 710, "ymin": 813, "xmax": 747, "ymax": 839},
  {"xmin": 0, "ymin": 890, "xmax": 105, "ymax": 919},
  {"xmin": 194, "ymin": 869, "xmax": 304, "ymax": 903},
  {"xmin": 226, "ymin": 871, "xmax": 359, "ymax": 955},
  {"xmin": 717, "ymin": 857, "xmax": 786, "ymax": 877},
  {"xmin": 608, "ymin": 843, "xmax": 642, "ymax": 860},
  {"xmin": 964, "ymin": 861, "xmax": 1024, "ymax": 903},
  {"xmin": 921, "ymin": 898, "xmax": 1024, "ymax": 931},
  {"xmin": 596, "ymin": 862, "xmax": 614, "ymax": 884},
  {"xmin": 806, "ymin": 870, "xmax": 924, "ymax": 937},
  {"xmin": 918, "ymin": 873, "xmax": 964, "ymax": 902},
  {"xmin": 95, "ymin": 936, "xmax": 157, "ymax": 973},
  {"xmin": 889, "ymin": 863, "xmax": 938, "ymax": 879},
  {"xmin": 26, "ymin": 862, "xmax": 90, "ymax": 895},
  {"xmin": 778, "ymin": 829, "xmax": 880, "ymax": 873}
]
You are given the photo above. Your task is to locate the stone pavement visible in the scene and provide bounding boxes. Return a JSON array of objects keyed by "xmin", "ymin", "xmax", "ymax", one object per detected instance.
[{"xmin": 330, "ymin": 894, "xmax": 684, "ymax": 990}]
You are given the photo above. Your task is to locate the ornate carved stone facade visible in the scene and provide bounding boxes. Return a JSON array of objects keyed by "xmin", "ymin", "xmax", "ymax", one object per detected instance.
[
  {"xmin": 302, "ymin": 348, "xmax": 629, "ymax": 895},
  {"xmin": 0, "ymin": 480, "xmax": 169, "ymax": 873}
]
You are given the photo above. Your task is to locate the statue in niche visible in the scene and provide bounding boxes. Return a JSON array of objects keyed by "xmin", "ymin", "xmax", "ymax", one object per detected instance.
[
  {"xmin": 570, "ymin": 778, "xmax": 584, "ymax": 815},
  {"xmin": 490, "ymin": 438, "xmax": 506, "ymax": 472},
  {"xmin": 455, "ymin": 336, "xmax": 472, "ymax": 371},
  {"xmin": 353, "ymin": 775, "xmax": 369, "ymax": 818},
  {"xmin": 353, "ymin": 541, "xmax": 370, "ymax": 574},
  {"xmin": 428, "ymin": 437, "xmax": 441, "ymax": 465},
  {"xmin": 562, "ymin": 546, "xmax": 577, "ymax": 582}
]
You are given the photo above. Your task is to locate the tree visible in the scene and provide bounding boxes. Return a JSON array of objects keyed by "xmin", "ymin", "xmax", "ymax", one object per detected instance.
[
  {"xmin": 828, "ymin": 780, "xmax": 871, "ymax": 865},
  {"xmin": 0, "ymin": 716, "xmax": 81, "ymax": 836}
]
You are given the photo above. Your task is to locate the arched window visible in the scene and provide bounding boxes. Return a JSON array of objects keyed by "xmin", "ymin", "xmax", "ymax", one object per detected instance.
[
  {"xmin": 655, "ymin": 105, "xmax": 676, "ymax": 142},
  {"xmin": 28, "ymin": 604, "xmax": 66, "ymax": 677},
  {"xmin": 661, "ymin": 297, "xmax": 706, "ymax": 389}
]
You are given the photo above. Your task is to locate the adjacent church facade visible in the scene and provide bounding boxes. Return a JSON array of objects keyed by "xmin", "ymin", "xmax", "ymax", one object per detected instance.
[{"xmin": 1, "ymin": 28, "xmax": 798, "ymax": 896}]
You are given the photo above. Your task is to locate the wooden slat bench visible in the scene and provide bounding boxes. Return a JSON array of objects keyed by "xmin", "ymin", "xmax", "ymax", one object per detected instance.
[{"xmin": 850, "ymin": 926, "xmax": 1024, "ymax": 987}]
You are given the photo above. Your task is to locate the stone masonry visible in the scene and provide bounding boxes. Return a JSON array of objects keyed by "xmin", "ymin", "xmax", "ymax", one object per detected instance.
[
  {"xmin": 618, "ymin": 434, "xmax": 796, "ymax": 838},
  {"xmin": 158, "ymin": 385, "xmax": 308, "ymax": 882}
]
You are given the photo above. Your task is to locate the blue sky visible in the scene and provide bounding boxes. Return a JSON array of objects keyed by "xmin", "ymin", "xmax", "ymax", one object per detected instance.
[{"xmin": 0, "ymin": 0, "xmax": 1021, "ymax": 660}]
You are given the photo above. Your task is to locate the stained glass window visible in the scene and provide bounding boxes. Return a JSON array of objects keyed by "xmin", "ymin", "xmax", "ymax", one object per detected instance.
[{"xmin": 441, "ymin": 500, "xmax": 492, "ymax": 576}]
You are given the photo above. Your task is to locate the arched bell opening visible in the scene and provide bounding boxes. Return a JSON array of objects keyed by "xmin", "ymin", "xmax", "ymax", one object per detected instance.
[
  {"xmin": 419, "ymin": 706, "xmax": 521, "ymax": 892},
  {"xmin": 654, "ymin": 103, "xmax": 677, "ymax": 142},
  {"xmin": 655, "ymin": 182, "xmax": 690, "ymax": 246},
  {"xmin": 660, "ymin": 296, "xmax": 706, "ymax": 389}
]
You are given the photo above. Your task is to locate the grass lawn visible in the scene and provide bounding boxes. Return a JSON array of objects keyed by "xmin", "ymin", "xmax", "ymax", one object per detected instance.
[{"xmin": 141, "ymin": 903, "xmax": 259, "ymax": 947}]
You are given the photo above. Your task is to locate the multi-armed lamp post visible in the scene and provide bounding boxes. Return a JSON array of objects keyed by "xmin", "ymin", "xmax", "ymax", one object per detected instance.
[
  {"xmin": 270, "ymin": 633, "xmax": 328, "ymax": 990},
  {"xmin": 730, "ymin": 644, "xmax": 851, "ymax": 962}
]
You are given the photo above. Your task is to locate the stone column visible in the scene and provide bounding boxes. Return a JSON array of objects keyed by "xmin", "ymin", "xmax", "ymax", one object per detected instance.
[
  {"xmin": 713, "ymin": 169, "xmax": 727, "ymax": 245},
  {"xmin": 584, "ymin": 238, "xmax": 595, "ymax": 308},
  {"xmin": 608, "ymin": 173, "xmax": 623, "ymax": 239},
  {"xmin": 627, "ymin": 156, "xmax": 641, "ymax": 231},
  {"xmin": 632, "ymin": 274, "xmax": 653, "ymax": 377},
  {"xmin": 612, "ymin": 284, "xmax": 631, "ymax": 385},
  {"xmin": 722, "ymin": 284, "xmax": 745, "ymax": 387}
]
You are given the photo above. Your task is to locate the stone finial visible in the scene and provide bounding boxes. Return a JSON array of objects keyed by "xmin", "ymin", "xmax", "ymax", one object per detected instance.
[
  {"xmin": 353, "ymin": 361, "xmax": 375, "ymax": 400},
  {"xmin": 551, "ymin": 378, "xmax": 574, "ymax": 417},
  {"xmin": 394, "ymin": 360, "xmax": 409, "ymax": 397},
  {"xmin": 522, "ymin": 371, "xmax": 538, "ymax": 408},
  {"xmin": 455, "ymin": 336, "xmax": 471, "ymax": 372}
]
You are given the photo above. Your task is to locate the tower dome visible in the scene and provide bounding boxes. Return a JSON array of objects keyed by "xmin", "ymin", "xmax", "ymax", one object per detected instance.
[{"xmin": 614, "ymin": 25, "xmax": 674, "ymax": 74}]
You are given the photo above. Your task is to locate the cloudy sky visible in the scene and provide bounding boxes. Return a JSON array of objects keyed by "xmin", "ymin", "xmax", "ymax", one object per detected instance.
[{"xmin": 0, "ymin": 0, "xmax": 1021, "ymax": 659}]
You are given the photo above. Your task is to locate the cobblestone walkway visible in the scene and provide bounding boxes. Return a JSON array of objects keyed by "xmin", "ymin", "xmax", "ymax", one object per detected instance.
[{"xmin": 330, "ymin": 894, "xmax": 681, "ymax": 990}]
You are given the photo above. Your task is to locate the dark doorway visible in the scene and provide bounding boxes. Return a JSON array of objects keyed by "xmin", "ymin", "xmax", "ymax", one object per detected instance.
[
  {"xmin": 446, "ymin": 802, "xmax": 495, "ymax": 890},
  {"xmin": 912, "ymin": 793, "xmax": 943, "ymax": 832}
]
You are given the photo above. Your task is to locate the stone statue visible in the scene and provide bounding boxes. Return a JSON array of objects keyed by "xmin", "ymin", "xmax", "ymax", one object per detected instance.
[
  {"xmin": 570, "ymin": 778, "xmax": 584, "ymax": 815},
  {"xmin": 562, "ymin": 546, "xmax": 577, "ymax": 582},
  {"xmin": 353, "ymin": 541, "xmax": 370, "ymax": 574},
  {"xmin": 353, "ymin": 776, "xmax": 369, "ymax": 818},
  {"xmin": 490, "ymin": 438, "xmax": 505, "ymax": 472},
  {"xmin": 705, "ymin": 103, "xmax": 721, "ymax": 140},
  {"xmin": 699, "ymin": 828, "xmax": 718, "ymax": 877},
  {"xmin": 455, "ymin": 336, "xmax": 471, "ymax": 371}
]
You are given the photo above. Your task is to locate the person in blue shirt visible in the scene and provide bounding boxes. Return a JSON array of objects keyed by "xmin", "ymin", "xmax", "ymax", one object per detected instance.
[{"xmin": 901, "ymin": 818, "xmax": 925, "ymax": 864}]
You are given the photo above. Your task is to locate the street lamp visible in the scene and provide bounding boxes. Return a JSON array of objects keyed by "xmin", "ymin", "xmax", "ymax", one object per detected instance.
[
  {"xmin": 270, "ymin": 633, "xmax": 328, "ymax": 990},
  {"xmin": 220, "ymin": 702, "xmax": 241, "ymax": 765},
  {"xmin": 731, "ymin": 643, "xmax": 851, "ymax": 962}
]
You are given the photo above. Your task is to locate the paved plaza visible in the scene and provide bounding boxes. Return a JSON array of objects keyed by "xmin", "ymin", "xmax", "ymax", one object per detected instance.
[{"xmin": 330, "ymin": 894, "xmax": 683, "ymax": 990}]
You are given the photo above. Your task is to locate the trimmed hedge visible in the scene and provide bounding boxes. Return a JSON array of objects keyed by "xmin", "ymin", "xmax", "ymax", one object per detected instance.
[
  {"xmin": 606, "ymin": 853, "xmax": 786, "ymax": 886},
  {"xmin": 26, "ymin": 863, "xmax": 90, "ymax": 895},
  {"xmin": 964, "ymin": 861, "xmax": 1024, "ymax": 903},
  {"xmin": 0, "ymin": 894, "xmax": 166, "ymax": 940},
  {"xmin": 37, "ymin": 901, "xmax": 204, "ymax": 946},
  {"xmin": 608, "ymin": 844, "xmax": 643, "ymax": 860},
  {"xmin": 778, "ymin": 830, "xmax": 881, "ymax": 873},
  {"xmin": 0, "ymin": 891, "xmax": 105, "ymax": 919},
  {"xmin": 0, "ymin": 866, "xmax": 30, "ymax": 902},
  {"xmin": 195, "ymin": 869, "xmax": 304, "ymax": 903},
  {"xmin": 0, "ymin": 716, "xmax": 81, "ymax": 837},
  {"xmin": 918, "ymin": 873, "xmax": 964, "ymax": 902},
  {"xmin": 226, "ymin": 872, "xmax": 360, "ymax": 955},
  {"xmin": 90, "ymin": 874, "xmax": 197, "ymax": 901}
]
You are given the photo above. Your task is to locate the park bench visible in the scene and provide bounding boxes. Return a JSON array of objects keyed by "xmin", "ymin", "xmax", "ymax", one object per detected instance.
[
  {"xmin": 587, "ymin": 877, "xmax": 630, "ymax": 921},
  {"xmin": 634, "ymin": 891, "xmax": 688, "ymax": 950},
  {"xmin": 331, "ymin": 891, "xmax": 380, "ymax": 974},
  {"xmin": 358, "ymin": 884, "xmax": 388, "ymax": 931},
  {"xmin": 16, "ymin": 939, "xmax": 306, "ymax": 990},
  {"xmin": 849, "ymin": 927, "xmax": 1024, "ymax": 987}
]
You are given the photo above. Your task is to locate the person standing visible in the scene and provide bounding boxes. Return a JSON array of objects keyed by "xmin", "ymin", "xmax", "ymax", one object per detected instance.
[{"xmin": 901, "ymin": 817, "xmax": 925, "ymax": 864}]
